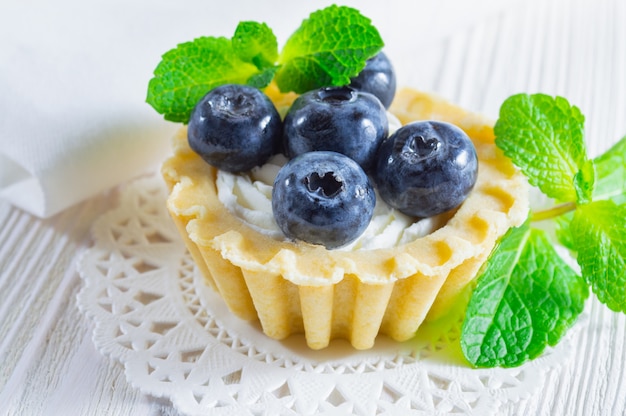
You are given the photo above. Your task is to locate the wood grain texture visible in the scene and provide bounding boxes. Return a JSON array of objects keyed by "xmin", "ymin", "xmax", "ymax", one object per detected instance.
[{"xmin": 1, "ymin": 0, "xmax": 625, "ymax": 415}]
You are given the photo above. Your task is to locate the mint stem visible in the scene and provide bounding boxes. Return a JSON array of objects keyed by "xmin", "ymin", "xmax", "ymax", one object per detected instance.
[{"xmin": 531, "ymin": 201, "xmax": 577, "ymax": 222}]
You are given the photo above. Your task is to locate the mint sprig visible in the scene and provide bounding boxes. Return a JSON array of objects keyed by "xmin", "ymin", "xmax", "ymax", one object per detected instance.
[
  {"xmin": 571, "ymin": 201, "xmax": 626, "ymax": 312},
  {"xmin": 461, "ymin": 222, "xmax": 588, "ymax": 368},
  {"xmin": 275, "ymin": 5, "xmax": 383, "ymax": 93},
  {"xmin": 494, "ymin": 93, "xmax": 594, "ymax": 203},
  {"xmin": 462, "ymin": 93, "xmax": 626, "ymax": 368},
  {"xmin": 146, "ymin": 5, "xmax": 383, "ymax": 123}
]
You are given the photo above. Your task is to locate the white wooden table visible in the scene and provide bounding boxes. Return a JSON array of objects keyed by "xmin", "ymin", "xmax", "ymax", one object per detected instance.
[{"xmin": 1, "ymin": 0, "xmax": 625, "ymax": 414}]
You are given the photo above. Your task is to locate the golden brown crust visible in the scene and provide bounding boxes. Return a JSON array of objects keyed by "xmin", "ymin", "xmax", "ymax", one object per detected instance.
[{"xmin": 161, "ymin": 87, "xmax": 529, "ymax": 349}]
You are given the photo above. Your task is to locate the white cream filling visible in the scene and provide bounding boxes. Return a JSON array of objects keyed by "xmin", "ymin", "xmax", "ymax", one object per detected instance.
[{"xmin": 216, "ymin": 113, "xmax": 448, "ymax": 251}]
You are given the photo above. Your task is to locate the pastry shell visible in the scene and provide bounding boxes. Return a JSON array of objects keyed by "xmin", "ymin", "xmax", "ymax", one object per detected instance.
[{"xmin": 161, "ymin": 87, "xmax": 529, "ymax": 350}]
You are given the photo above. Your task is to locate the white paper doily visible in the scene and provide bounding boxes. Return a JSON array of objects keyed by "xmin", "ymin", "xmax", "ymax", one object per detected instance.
[{"xmin": 77, "ymin": 175, "xmax": 581, "ymax": 416}]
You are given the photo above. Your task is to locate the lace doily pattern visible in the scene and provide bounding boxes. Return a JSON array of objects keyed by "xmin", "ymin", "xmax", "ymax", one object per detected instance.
[{"xmin": 77, "ymin": 176, "xmax": 578, "ymax": 416}]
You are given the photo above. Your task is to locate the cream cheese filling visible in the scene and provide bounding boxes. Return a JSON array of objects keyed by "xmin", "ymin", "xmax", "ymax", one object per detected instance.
[{"xmin": 216, "ymin": 113, "xmax": 449, "ymax": 251}]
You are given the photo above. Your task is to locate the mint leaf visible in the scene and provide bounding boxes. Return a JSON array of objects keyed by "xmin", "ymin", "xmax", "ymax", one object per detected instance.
[
  {"xmin": 246, "ymin": 66, "xmax": 279, "ymax": 89},
  {"xmin": 494, "ymin": 94, "xmax": 594, "ymax": 203},
  {"xmin": 461, "ymin": 222, "xmax": 588, "ymax": 368},
  {"xmin": 275, "ymin": 5, "xmax": 384, "ymax": 93},
  {"xmin": 232, "ymin": 21, "xmax": 278, "ymax": 69},
  {"xmin": 146, "ymin": 37, "xmax": 260, "ymax": 122},
  {"xmin": 555, "ymin": 214, "xmax": 576, "ymax": 252},
  {"xmin": 570, "ymin": 200, "xmax": 626, "ymax": 312},
  {"xmin": 557, "ymin": 136, "xmax": 626, "ymax": 250},
  {"xmin": 593, "ymin": 135, "xmax": 626, "ymax": 205},
  {"xmin": 574, "ymin": 161, "xmax": 596, "ymax": 204}
]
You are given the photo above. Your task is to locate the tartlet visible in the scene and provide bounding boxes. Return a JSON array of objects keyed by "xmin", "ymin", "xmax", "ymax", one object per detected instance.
[{"xmin": 161, "ymin": 86, "xmax": 529, "ymax": 350}]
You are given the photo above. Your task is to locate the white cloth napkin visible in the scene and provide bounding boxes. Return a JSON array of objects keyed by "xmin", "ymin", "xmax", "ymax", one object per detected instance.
[{"xmin": 0, "ymin": 0, "xmax": 515, "ymax": 218}]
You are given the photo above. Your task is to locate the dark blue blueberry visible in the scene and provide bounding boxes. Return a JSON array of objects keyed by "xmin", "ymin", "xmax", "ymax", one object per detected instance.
[
  {"xmin": 374, "ymin": 121, "xmax": 478, "ymax": 218},
  {"xmin": 187, "ymin": 84, "xmax": 282, "ymax": 172},
  {"xmin": 349, "ymin": 51, "xmax": 397, "ymax": 109},
  {"xmin": 282, "ymin": 86, "xmax": 388, "ymax": 173},
  {"xmin": 272, "ymin": 151, "xmax": 376, "ymax": 249}
]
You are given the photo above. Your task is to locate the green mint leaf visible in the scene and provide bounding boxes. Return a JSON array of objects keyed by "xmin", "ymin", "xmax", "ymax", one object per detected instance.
[
  {"xmin": 494, "ymin": 94, "xmax": 594, "ymax": 203},
  {"xmin": 593, "ymin": 135, "xmax": 626, "ymax": 205},
  {"xmin": 246, "ymin": 66, "xmax": 279, "ymax": 89},
  {"xmin": 232, "ymin": 21, "xmax": 278, "ymax": 70},
  {"xmin": 558, "ymin": 136, "xmax": 626, "ymax": 251},
  {"xmin": 146, "ymin": 37, "xmax": 261, "ymax": 123},
  {"xmin": 555, "ymin": 214, "xmax": 576, "ymax": 252},
  {"xmin": 574, "ymin": 161, "xmax": 596, "ymax": 204},
  {"xmin": 275, "ymin": 5, "xmax": 384, "ymax": 93},
  {"xmin": 570, "ymin": 200, "xmax": 626, "ymax": 312},
  {"xmin": 461, "ymin": 222, "xmax": 588, "ymax": 368}
]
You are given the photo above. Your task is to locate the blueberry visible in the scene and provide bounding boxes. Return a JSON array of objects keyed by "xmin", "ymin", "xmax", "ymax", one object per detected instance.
[
  {"xmin": 374, "ymin": 121, "xmax": 478, "ymax": 218},
  {"xmin": 349, "ymin": 51, "xmax": 397, "ymax": 109},
  {"xmin": 283, "ymin": 86, "xmax": 388, "ymax": 172},
  {"xmin": 187, "ymin": 84, "xmax": 282, "ymax": 172},
  {"xmin": 272, "ymin": 151, "xmax": 376, "ymax": 249}
]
